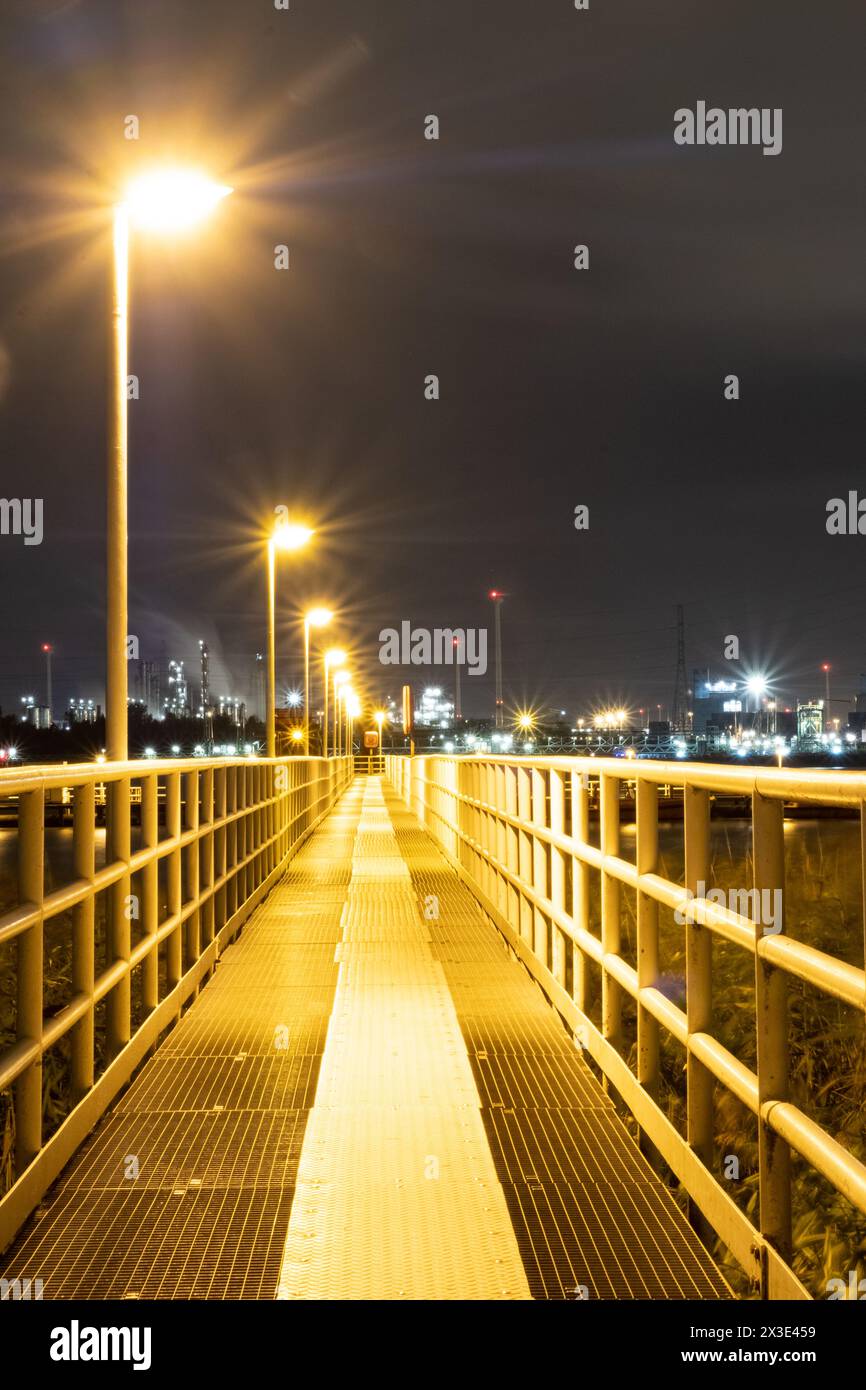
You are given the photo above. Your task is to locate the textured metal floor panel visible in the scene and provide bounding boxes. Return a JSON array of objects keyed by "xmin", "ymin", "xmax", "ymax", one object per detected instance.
[
  {"xmin": 117, "ymin": 1055, "xmax": 322, "ymax": 1113},
  {"xmin": 57, "ymin": 1110, "xmax": 309, "ymax": 1191},
  {"xmin": 470, "ymin": 1052, "xmax": 615, "ymax": 1111},
  {"xmin": 500, "ymin": 1181, "xmax": 728, "ymax": 1300},
  {"xmin": 0, "ymin": 1187, "xmax": 296, "ymax": 1300},
  {"xmin": 160, "ymin": 1012, "xmax": 330, "ymax": 1058},
  {"xmin": 482, "ymin": 1107, "xmax": 658, "ymax": 1185}
]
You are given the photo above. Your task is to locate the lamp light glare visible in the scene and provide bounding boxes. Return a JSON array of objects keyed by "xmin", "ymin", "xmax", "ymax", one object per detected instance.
[{"xmin": 125, "ymin": 170, "xmax": 232, "ymax": 231}]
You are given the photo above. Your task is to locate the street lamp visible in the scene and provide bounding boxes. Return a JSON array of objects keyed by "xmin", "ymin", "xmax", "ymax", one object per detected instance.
[
  {"xmin": 107, "ymin": 169, "xmax": 232, "ymax": 760},
  {"xmin": 266, "ymin": 520, "xmax": 314, "ymax": 757},
  {"xmin": 303, "ymin": 608, "xmax": 333, "ymax": 754},
  {"xmin": 323, "ymin": 648, "xmax": 347, "ymax": 758}
]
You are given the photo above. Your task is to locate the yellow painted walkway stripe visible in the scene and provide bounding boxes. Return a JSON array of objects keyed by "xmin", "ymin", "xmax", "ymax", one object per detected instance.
[{"xmin": 277, "ymin": 779, "xmax": 531, "ymax": 1300}]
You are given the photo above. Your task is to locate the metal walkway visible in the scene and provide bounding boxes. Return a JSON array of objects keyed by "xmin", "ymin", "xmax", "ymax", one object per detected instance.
[{"xmin": 0, "ymin": 778, "xmax": 729, "ymax": 1300}]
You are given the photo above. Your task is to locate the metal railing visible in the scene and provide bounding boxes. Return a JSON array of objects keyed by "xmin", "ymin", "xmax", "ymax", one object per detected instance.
[
  {"xmin": 387, "ymin": 753, "xmax": 866, "ymax": 1300},
  {"xmin": 0, "ymin": 754, "xmax": 352, "ymax": 1251}
]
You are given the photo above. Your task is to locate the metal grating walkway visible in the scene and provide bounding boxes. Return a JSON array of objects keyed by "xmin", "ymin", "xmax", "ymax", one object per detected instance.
[{"xmin": 0, "ymin": 776, "xmax": 730, "ymax": 1300}]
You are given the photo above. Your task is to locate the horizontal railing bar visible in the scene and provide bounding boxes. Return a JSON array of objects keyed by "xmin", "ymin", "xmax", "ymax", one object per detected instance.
[
  {"xmin": 404, "ymin": 754, "xmax": 866, "ymax": 805},
  {"xmin": 690, "ymin": 1032, "xmax": 760, "ymax": 1112},
  {"xmin": 758, "ymin": 934, "xmax": 865, "ymax": 1011},
  {"xmin": 0, "ymin": 753, "xmax": 335, "ymax": 794},
  {"xmin": 765, "ymin": 1101, "xmax": 866, "ymax": 1215},
  {"xmin": 0, "ymin": 1038, "xmax": 41, "ymax": 1092},
  {"xmin": 0, "ymin": 900, "xmax": 40, "ymax": 947},
  {"xmin": 41, "ymin": 993, "xmax": 91, "ymax": 1051}
]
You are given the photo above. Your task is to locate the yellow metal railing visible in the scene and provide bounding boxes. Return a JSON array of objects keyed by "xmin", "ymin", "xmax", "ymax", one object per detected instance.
[
  {"xmin": 386, "ymin": 753, "xmax": 866, "ymax": 1300},
  {"xmin": 0, "ymin": 754, "xmax": 353, "ymax": 1251}
]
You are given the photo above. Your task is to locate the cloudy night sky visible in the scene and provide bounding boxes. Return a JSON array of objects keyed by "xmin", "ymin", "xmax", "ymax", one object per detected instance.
[{"xmin": 0, "ymin": 0, "xmax": 864, "ymax": 719}]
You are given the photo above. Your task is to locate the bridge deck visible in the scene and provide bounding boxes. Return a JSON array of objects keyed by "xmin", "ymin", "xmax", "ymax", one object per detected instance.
[{"xmin": 0, "ymin": 777, "xmax": 729, "ymax": 1300}]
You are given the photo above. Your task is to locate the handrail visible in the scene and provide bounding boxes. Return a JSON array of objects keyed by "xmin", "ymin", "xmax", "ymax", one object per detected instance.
[
  {"xmin": 386, "ymin": 752, "xmax": 866, "ymax": 1301},
  {"xmin": 0, "ymin": 754, "xmax": 353, "ymax": 1253}
]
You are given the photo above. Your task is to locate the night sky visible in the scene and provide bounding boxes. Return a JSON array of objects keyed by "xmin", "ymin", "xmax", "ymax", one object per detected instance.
[{"xmin": 0, "ymin": 0, "xmax": 864, "ymax": 721}]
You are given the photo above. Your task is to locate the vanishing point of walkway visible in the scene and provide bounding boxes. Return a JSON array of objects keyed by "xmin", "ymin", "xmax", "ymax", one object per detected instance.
[{"xmin": 0, "ymin": 777, "xmax": 730, "ymax": 1300}]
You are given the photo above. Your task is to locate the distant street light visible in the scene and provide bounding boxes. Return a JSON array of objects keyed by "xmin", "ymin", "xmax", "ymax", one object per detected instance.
[
  {"xmin": 107, "ymin": 169, "xmax": 231, "ymax": 760},
  {"xmin": 266, "ymin": 520, "xmax": 314, "ymax": 757},
  {"xmin": 303, "ymin": 608, "xmax": 333, "ymax": 754},
  {"xmin": 744, "ymin": 674, "xmax": 768, "ymax": 721}
]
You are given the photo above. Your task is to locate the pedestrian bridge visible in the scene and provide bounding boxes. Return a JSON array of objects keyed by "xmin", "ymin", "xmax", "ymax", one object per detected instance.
[{"xmin": 1, "ymin": 755, "xmax": 865, "ymax": 1300}]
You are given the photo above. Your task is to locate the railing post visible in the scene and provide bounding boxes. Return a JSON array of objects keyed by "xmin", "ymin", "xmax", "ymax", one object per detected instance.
[
  {"xmin": 531, "ymin": 767, "xmax": 549, "ymax": 969},
  {"xmin": 238, "ymin": 765, "xmax": 249, "ymax": 904},
  {"xmin": 226, "ymin": 765, "xmax": 238, "ymax": 918},
  {"xmin": 200, "ymin": 766, "xmax": 215, "ymax": 951},
  {"xmin": 106, "ymin": 775, "xmax": 131, "ymax": 1059},
  {"xmin": 684, "ymin": 783, "xmax": 713, "ymax": 1219},
  {"xmin": 636, "ymin": 777, "xmax": 659, "ymax": 1111},
  {"xmin": 494, "ymin": 762, "xmax": 508, "ymax": 920},
  {"xmin": 71, "ymin": 780, "xmax": 95, "ymax": 1100},
  {"xmin": 139, "ymin": 773, "xmax": 158, "ymax": 1016},
  {"xmin": 183, "ymin": 771, "xmax": 200, "ymax": 972},
  {"xmin": 549, "ymin": 769, "xmax": 566, "ymax": 987},
  {"xmin": 214, "ymin": 765, "xmax": 227, "ymax": 933},
  {"xmin": 16, "ymin": 788, "xmax": 44, "ymax": 1173},
  {"xmin": 600, "ymin": 772, "xmax": 622, "ymax": 1055},
  {"xmin": 570, "ymin": 768, "xmax": 590, "ymax": 1016},
  {"xmin": 753, "ymin": 789, "xmax": 790, "ymax": 1280},
  {"xmin": 505, "ymin": 764, "xmax": 519, "ymax": 928},
  {"xmin": 517, "ymin": 766, "xmax": 533, "ymax": 944},
  {"xmin": 165, "ymin": 770, "xmax": 182, "ymax": 991}
]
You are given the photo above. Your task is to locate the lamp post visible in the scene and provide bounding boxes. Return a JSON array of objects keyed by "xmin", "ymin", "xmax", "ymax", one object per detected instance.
[
  {"xmin": 374, "ymin": 709, "xmax": 386, "ymax": 770},
  {"xmin": 333, "ymin": 670, "xmax": 350, "ymax": 759},
  {"xmin": 107, "ymin": 170, "xmax": 231, "ymax": 761},
  {"xmin": 41, "ymin": 643, "xmax": 53, "ymax": 727},
  {"xmin": 266, "ymin": 521, "xmax": 314, "ymax": 757},
  {"xmin": 346, "ymin": 692, "xmax": 361, "ymax": 759},
  {"xmin": 821, "ymin": 663, "xmax": 831, "ymax": 731},
  {"xmin": 323, "ymin": 648, "xmax": 347, "ymax": 757},
  {"xmin": 303, "ymin": 608, "xmax": 333, "ymax": 754}
]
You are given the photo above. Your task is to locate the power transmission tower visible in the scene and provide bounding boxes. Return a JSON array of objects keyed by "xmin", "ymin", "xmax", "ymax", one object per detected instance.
[
  {"xmin": 672, "ymin": 604, "xmax": 688, "ymax": 731},
  {"xmin": 490, "ymin": 590, "xmax": 505, "ymax": 727}
]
